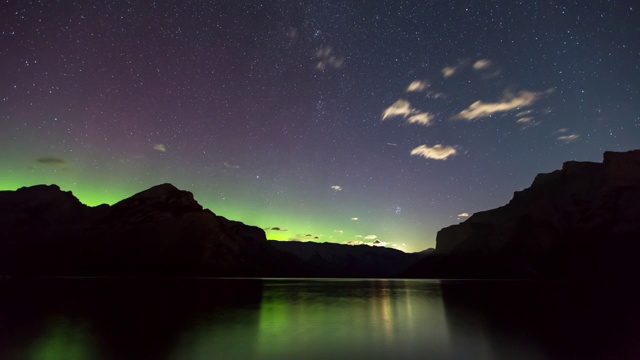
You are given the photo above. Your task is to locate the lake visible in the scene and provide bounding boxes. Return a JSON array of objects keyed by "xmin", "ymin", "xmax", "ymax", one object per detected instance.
[{"xmin": 0, "ymin": 278, "xmax": 638, "ymax": 359}]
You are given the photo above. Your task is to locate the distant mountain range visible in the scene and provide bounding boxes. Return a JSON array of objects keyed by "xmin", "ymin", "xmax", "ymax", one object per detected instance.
[
  {"xmin": 270, "ymin": 241, "xmax": 430, "ymax": 278},
  {"xmin": 2, "ymin": 149, "xmax": 639, "ymax": 279}
]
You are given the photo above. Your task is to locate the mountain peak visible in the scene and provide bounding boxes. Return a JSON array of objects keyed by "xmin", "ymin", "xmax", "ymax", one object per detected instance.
[
  {"xmin": 2, "ymin": 184, "xmax": 83, "ymax": 209},
  {"xmin": 129, "ymin": 183, "xmax": 182, "ymax": 198},
  {"xmin": 113, "ymin": 183, "xmax": 203, "ymax": 215}
]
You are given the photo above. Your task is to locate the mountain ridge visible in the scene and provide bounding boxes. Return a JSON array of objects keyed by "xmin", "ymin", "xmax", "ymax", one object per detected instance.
[
  {"xmin": 0, "ymin": 183, "xmax": 304, "ymax": 276},
  {"xmin": 2, "ymin": 149, "xmax": 639, "ymax": 279},
  {"xmin": 402, "ymin": 149, "xmax": 640, "ymax": 279}
]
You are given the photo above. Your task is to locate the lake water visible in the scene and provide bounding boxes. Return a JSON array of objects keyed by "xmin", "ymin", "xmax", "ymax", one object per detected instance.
[{"xmin": 0, "ymin": 278, "xmax": 638, "ymax": 359}]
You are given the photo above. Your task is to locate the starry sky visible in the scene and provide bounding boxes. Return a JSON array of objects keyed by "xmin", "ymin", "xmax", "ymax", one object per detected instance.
[{"xmin": 1, "ymin": 1, "xmax": 639, "ymax": 252}]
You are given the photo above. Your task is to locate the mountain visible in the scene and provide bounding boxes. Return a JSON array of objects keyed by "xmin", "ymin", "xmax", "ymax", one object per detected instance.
[
  {"xmin": 402, "ymin": 150, "xmax": 640, "ymax": 279},
  {"xmin": 0, "ymin": 184, "xmax": 306, "ymax": 276},
  {"xmin": 269, "ymin": 240, "xmax": 430, "ymax": 278}
]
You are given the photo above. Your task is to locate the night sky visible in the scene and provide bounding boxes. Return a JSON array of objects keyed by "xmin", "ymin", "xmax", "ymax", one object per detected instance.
[{"xmin": 2, "ymin": 1, "xmax": 639, "ymax": 252}]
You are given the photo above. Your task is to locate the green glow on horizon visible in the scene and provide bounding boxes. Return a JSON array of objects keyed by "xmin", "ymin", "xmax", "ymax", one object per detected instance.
[{"xmin": 1, "ymin": 157, "xmax": 432, "ymax": 253}]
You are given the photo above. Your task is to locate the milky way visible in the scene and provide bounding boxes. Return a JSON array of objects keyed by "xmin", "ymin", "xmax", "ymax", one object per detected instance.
[{"xmin": 1, "ymin": 1, "xmax": 639, "ymax": 251}]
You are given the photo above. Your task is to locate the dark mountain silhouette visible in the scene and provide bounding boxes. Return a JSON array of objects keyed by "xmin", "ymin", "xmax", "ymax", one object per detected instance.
[
  {"xmin": 402, "ymin": 150, "xmax": 640, "ymax": 279},
  {"xmin": 0, "ymin": 183, "xmax": 423, "ymax": 277},
  {"xmin": 0, "ymin": 183, "xmax": 308, "ymax": 276},
  {"xmin": 269, "ymin": 241, "xmax": 430, "ymax": 278},
  {"xmin": 3, "ymin": 149, "xmax": 638, "ymax": 279}
]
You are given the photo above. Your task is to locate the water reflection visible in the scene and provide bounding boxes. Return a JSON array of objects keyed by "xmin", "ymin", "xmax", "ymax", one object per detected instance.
[
  {"xmin": 167, "ymin": 279, "xmax": 454, "ymax": 359},
  {"xmin": 249, "ymin": 279, "xmax": 451, "ymax": 359},
  {"xmin": 28, "ymin": 316, "xmax": 99, "ymax": 360},
  {"xmin": 0, "ymin": 278, "xmax": 636, "ymax": 359}
]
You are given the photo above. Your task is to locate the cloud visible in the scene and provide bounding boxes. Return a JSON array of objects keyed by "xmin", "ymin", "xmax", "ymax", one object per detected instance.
[
  {"xmin": 347, "ymin": 239, "xmax": 388, "ymax": 247},
  {"xmin": 382, "ymin": 101, "xmax": 433, "ymax": 126},
  {"xmin": 473, "ymin": 59, "xmax": 492, "ymax": 70},
  {"xmin": 364, "ymin": 235, "xmax": 378, "ymax": 240},
  {"xmin": 442, "ymin": 66, "xmax": 456, "ymax": 78},
  {"xmin": 410, "ymin": 144, "xmax": 457, "ymax": 160},
  {"xmin": 407, "ymin": 112, "xmax": 434, "ymax": 126},
  {"xmin": 454, "ymin": 90, "xmax": 543, "ymax": 121},
  {"xmin": 516, "ymin": 109, "xmax": 533, "ymax": 117},
  {"xmin": 36, "ymin": 156, "xmax": 68, "ymax": 166},
  {"xmin": 557, "ymin": 134, "xmax": 580, "ymax": 142},
  {"xmin": 223, "ymin": 162, "xmax": 240, "ymax": 169},
  {"xmin": 347, "ymin": 240, "xmax": 364, "ymax": 246},
  {"xmin": 153, "ymin": 144, "xmax": 166, "ymax": 152},
  {"xmin": 386, "ymin": 142, "xmax": 398, "ymax": 146},
  {"xmin": 351, "ymin": 217, "xmax": 359, "ymax": 221},
  {"xmin": 331, "ymin": 185, "xmax": 342, "ymax": 192},
  {"xmin": 264, "ymin": 227, "xmax": 288, "ymax": 231},
  {"xmin": 427, "ymin": 91, "xmax": 446, "ymax": 99},
  {"xmin": 517, "ymin": 117, "xmax": 541, "ymax": 129},
  {"xmin": 334, "ymin": 230, "xmax": 344, "ymax": 234},
  {"xmin": 406, "ymin": 80, "xmax": 428, "ymax": 92},
  {"xmin": 355, "ymin": 235, "xmax": 363, "ymax": 238},
  {"xmin": 382, "ymin": 99, "xmax": 413, "ymax": 120},
  {"xmin": 315, "ymin": 47, "xmax": 344, "ymax": 71},
  {"xmin": 554, "ymin": 128, "xmax": 579, "ymax": 142},
  {"xmin": 295, "ymin": 233, "xmax": 321, "ymax": 240},
  {"xmin": 457, "ymin": 212, "xmax": 470, "ymax": 217}
]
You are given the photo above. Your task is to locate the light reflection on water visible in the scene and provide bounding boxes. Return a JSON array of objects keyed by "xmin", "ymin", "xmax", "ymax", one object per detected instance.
[
  {"xmin": 170, "ymin": 279, "xmax": 455, "ymax": 360},
  {"xmin": 0, "ymin": 278, "xmax": 635, "ymax": 359}
]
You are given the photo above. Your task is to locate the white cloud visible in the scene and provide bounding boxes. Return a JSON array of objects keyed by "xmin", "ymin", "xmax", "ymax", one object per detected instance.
[
  {"xmin": 347, "ymin": 238, "xmax": 390, "ymax": 248},
  {"xmin": 315, "ymin": 47, "xmax": 344, "ymax": 71},
  {"xmin": 406, "ymin": 80, "xmax": 428, "ymax": 92},
  {"xmin": 454, "ymin": 90, "xmax": 542, "ymax": 121},
  {"xmin": 355, "ymin": 235, "xmax": 363, "ymax": 238},
  {"xmin": 442, "ymin": 66, "xmax": 456, "ymax": 78},
  {"xmin": 364, "ymin": 235, "xmax": 378, "ymax": 240},
  {"xmin": 382, "ymin": 99, "xmax": 413, "ymax": 120},
  {"xmin": 223, "ymin": 162, "xmax": 240, "ymax": 169},
  {"xmin": 334, "ymin": 230, "xmax": 344, "ymax": 234},
  {"xmin": 331, "ymin": 185, "xmax": 342, "ymax": 192},
  {"xmin": 555, "ymin": 128, "xmax": 568, "ymax": 133},
  {"xmin": 407, "ymin": 112, "xmax": 434, "ymax": 126},
  {"xmin": 473, "ymin": 59, "xmax": 492, "ymax": 70},
  {"xmin": 516, "ymin": 109, "xmax": 533, "ymax": 117},
  {"xmin": 457, "ymin": 212, "xmax": 470, "ymax": 217},
  {"xmin": 382, "ymin": 100, "xmax": 433, "ymax": 126},
  {"xmin": 153, "ymin": 144, "xmax": 166, "ymax": 152},
  {"xmin": 517, "ymin": 117, "xmax": 541, "ymax": 129},
  {"xmin": 410, "ymin": 144, "xmax": 457, "ymax": 160},
  {"xmin": 351, "ymin": 217, "xmax": 359, "ymax": 221},
  {"xmin": 557, "ymin": 134, "xmax": 580, "ymax": 142}
]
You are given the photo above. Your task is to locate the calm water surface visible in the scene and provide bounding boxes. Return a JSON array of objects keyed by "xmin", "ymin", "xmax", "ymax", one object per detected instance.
[{"xmin": 0, "ymin": 278, "xmax": 638, "ymax": 359}]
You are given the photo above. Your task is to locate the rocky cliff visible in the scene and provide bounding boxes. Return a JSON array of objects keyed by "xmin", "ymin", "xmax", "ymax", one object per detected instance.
[
  {"xmin": 0, "ymin": 184, "xmax": 304, "ymax": 276},
  {"xmin": 403, "ymin": 150, "xmax": 640, "ymax": 279}
]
